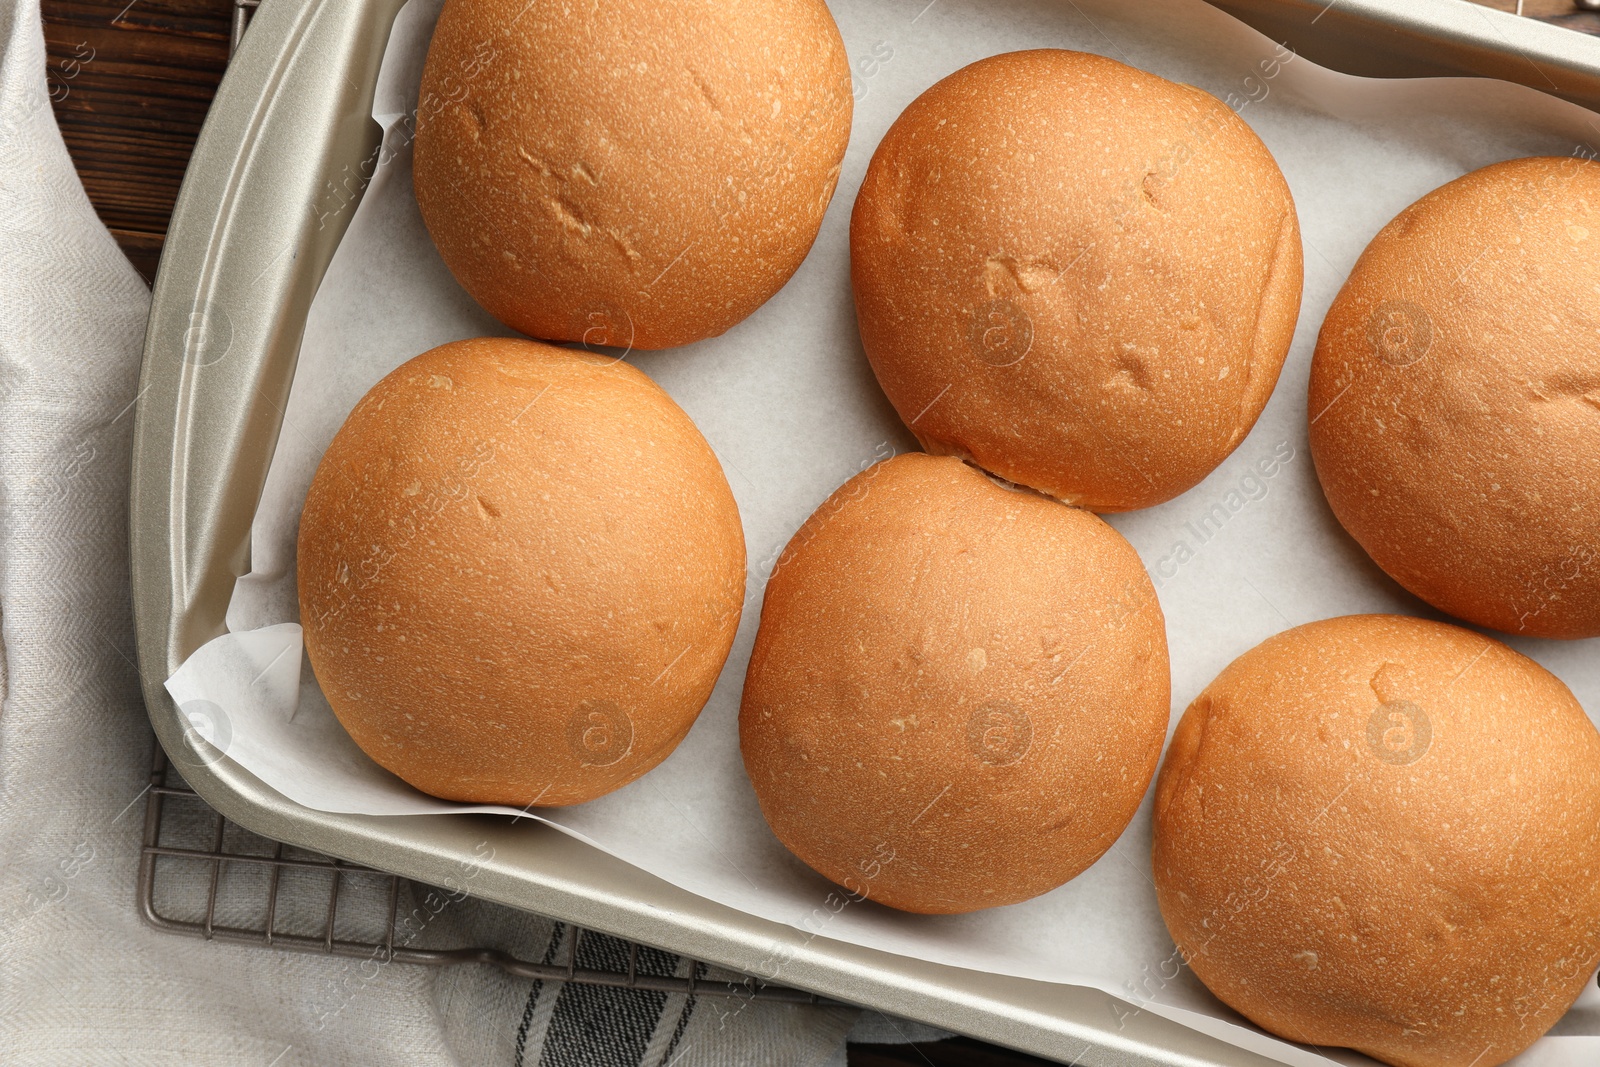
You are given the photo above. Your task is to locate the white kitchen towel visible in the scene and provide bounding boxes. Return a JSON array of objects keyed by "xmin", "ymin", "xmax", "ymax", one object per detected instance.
[{"xmin": 0, "ymin": 2, "xmax": 924, "ymax": 1062}]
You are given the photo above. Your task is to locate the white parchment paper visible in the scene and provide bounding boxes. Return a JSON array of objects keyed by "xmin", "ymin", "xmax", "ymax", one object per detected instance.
[{"xmin": 165, "ymin": 0, "xmax": 1600, "ymax": 1062}]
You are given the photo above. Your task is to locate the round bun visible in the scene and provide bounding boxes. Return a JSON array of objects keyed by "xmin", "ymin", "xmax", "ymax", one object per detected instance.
[
  {"xmin": 298, "ymin": 338, "xmax": 745, "ymax": 806},
  {"xmin": 850, "ymin": 49, "xmax": 1302, "ymax": 512},
  {"xmin": 413, "ymin": 0, "xmax": 852, "ymax": 351},
  {"xmin": 740, "ymin": 453, "xmax": 1170, "ymax": 914},
  {"xmin": 1309, "ymin": 157, "xmax": 1600, "ymax": 639},
  {"xmin": 1153, "ymin": 614, "xmax": 1600, "ymax": 1067}
]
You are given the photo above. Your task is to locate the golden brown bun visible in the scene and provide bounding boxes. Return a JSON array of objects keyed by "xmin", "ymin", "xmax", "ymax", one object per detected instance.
[
  {"xmin": 413, "ymin": 0, "xmax": 852, "ymax": 351},
  {"xmin": 297, "ymin": 338, "xmax": 745, "ymax": 806},
  {"xmin": 1153, "ymin": 614, "xmax": 1600, "ymax": 1067},
  {"xmin": 850, "ymin": 50, "xmax": 1302, "ymax": 513},
  {"xmin": 1309, "ymin": 157, "xmax": 1600, "ymax": 639},
  {"xmin": 740, "ymin": 453, "xmax": 1170, "ymax": 913}
]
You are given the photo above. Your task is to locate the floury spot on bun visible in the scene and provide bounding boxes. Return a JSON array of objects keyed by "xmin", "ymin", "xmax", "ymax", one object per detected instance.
[
  {"xmin": 1153, "ymin": 614, "xmax": 1600, "ymax": 1067},
  {"xmin": 1309, "ymin": 156, "xmax": 1600, "ymax": 639},
  {"xmin": 850, "ymin": 49, "xmax": 1303, "ymax": 513},
  {"xmin": 413, "ymin": 0, "xmax": 853, "ymax": 351},
  {"xmin": 297, "ymin": 338, "xmax": 746, "ymax": 807},
  {"xmin": 740, "ymin": 453, "xmax": 1169, "ymax": 914}
]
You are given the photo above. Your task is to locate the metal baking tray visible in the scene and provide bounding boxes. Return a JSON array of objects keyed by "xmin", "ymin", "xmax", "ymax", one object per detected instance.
[{"xmin": 128, "ymin": 1, "xmax": 1600, "ymax": 1063}]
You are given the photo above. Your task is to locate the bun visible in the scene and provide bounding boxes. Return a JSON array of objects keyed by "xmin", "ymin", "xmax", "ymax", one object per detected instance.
[
  {"xmin": 413, "ymin": 0, "xmax": 852, "ymax": 350},
  {"xmin": 1309, "ymin": 156, "xmax": 1600, "ymax": 638},
  {"xmin": 850, "ymin": 49, "xmax": 1302, "ymax": 512},
  {"xmin": 297, "ymin": 338, "xmax": 745, "ymax": 806},
  {"xmin": 741, "ymin": 453, "xmax": 1169, "ymax": 913},
  {"xmin": 1153, "ymin": 614, "xmax": 1600, "ymax": 1067}
]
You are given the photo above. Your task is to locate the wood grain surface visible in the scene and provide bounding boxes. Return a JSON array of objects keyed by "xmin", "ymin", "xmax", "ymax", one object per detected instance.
[
  {"xmin": 42, "ymin": 0, "xmax": 230, "ymax": 280},
  {"xmin": 33, "ymin": 0, "xmax": 1600, "ymax": 1064}
]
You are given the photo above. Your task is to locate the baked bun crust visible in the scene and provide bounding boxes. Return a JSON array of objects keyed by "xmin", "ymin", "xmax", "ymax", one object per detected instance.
[
  {"xmin": 1309, "ymin": 157, "xmax": 1600, "ymax": 639},
  {"xmin": 298, "ymin": 338, "xmax": 745, "ymax": 806},
  {"xmin": 850, "ymin": 49, "xmax": 1302, "ymax": 512},
  {"xmin": 741, "ymin": 453, "xmax": 1170, "ymax": 913},
  {"xmin": 1153, "ymin": 614, "xmax": 1600, "ymax": 1067},
  {"xmin": 413, "ymin": 0, "xmax": 852, "ymax": 350}
]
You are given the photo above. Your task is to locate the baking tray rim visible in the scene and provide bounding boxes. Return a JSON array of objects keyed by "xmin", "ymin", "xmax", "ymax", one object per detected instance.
[{"xmin": 128, "ymin": 1, "xmax": 1600, "ymax": 1064}]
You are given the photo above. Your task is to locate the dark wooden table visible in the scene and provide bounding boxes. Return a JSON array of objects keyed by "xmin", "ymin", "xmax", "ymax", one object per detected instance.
[
  {"xmin": 34, "ymin": 1, "xmax": 1600, "ymax": 1064},
  {"xmin": 43, "ymin": 0, "xmax": 231, "ymax": 280}
]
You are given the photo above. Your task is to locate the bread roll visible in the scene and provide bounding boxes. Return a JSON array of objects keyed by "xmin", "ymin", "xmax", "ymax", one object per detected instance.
[
  {"xmin": 741, "ymin": 453, "xmax": 1169, "ymax": 914},
  {"xmin": 1153, "ymin": 614, "xmax": 1600, "ymax": 1067},
  {"xmin": 413, "ymin": 0, "xmax": 852, "ymax": 350},
  {"xmin": 1309, "ymin": 157, "xmax": 1600, "ymax": 639},
  {"xmin": 297, "ymin": 338, "xmax": 745, "ymax": 806},
  {"xmin": 850, "ymin": 49, "xmax": 1302, "ymax": 512}
]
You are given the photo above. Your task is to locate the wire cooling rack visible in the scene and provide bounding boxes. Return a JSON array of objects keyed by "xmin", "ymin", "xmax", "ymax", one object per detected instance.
[{"xmin": 137, "ymin": 741, "xmax": 824, "ymax": 1002}]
